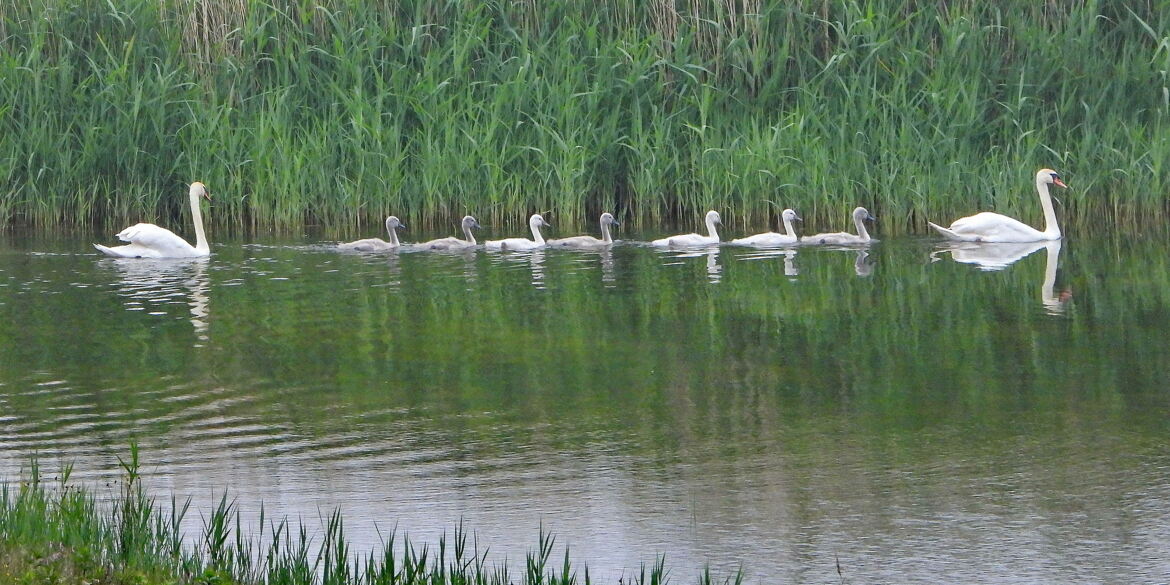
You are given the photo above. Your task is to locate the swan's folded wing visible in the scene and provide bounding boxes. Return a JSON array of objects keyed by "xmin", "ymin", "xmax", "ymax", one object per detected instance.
[
  {"xmin": 948, "ymin": 212, "xmax": 1038, "ymax": 241},
  {"xmin": 418, "ymin": 236, "xmax": 461, "ymax": 249},
  {"xmin": 116, "ymin": 223, "xmax": 191, "ymax": 251},
  {"xmin": 548, "ymin": 235, "xmax": 603, "ymax": 247},
  {"xmin": 732, "ymin": 232, "xmax": 796, "ymax": 247}
]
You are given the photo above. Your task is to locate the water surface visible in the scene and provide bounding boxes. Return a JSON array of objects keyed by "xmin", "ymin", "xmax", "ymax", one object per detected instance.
[{"xmin": 1, "ymin": 229, "xmax": 1168, "ymax": 584}]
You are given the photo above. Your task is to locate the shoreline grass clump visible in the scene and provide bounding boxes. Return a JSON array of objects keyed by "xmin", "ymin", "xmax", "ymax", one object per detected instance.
[
  {"xmin": 1, "ymin": 1, "xmax": 1168, "ymax": 234},
  {"xmin": 0, "ymin": 447, "xmax": 744, "ymax": 585}
]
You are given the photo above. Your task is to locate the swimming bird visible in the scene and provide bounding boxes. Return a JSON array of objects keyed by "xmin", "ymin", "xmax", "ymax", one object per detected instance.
[
  {"xmin": 651, "ymin": 210, "xmax": 721, "ymax": 247},
  {"xmin": 485, "ymin": 214, "xmax": 550, "ymax": 251},
  {"xmin": 802, "ymin": 207, "xmax": 876, "ymax": 245},
  {"xmin": 927, "ymin": 168, "xmax": 1067, "ymax": 243},
  {"xmin": 729, "ymin": 209, "xmax": 801, "ymax": 247},
  {"xmin": 415, "ymin": 215, "xmax": 481, "ymax": 250},
  {"xmin": 547, "ymin": 212, "xmax": 618, "ymax": 248},
  {"xmin": 94, "ymin": 182, "xmax": 212, "ymax": 258},
  {"xmin": 338, "ymin": 216, "xmax": 405, "ymax": 251}
]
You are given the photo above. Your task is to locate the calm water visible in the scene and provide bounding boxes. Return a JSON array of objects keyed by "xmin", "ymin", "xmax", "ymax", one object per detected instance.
[{"xmin": 2, "ymin": 227, "xmax": 1169, "ymax": 584}]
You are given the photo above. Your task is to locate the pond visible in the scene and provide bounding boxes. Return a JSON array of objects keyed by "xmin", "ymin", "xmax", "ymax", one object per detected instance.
[{"xmin": 1, "ymin": 226, "xmax": 1168, "ymax": 584}]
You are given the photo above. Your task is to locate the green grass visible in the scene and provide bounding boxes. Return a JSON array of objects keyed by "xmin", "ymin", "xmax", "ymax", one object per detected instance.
[
  {"xmin": 1, "ymin": 1, "xmax": 1168, "ymax": 234},
  {"xmin": 0, "ymin": 447, "xmax": 743, "ymax": 585}
]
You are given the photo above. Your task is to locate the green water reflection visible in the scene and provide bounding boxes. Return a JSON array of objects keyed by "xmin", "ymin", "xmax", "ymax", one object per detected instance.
[{"xmin": 1, "ymin": 230, "xmax": 1168, "ymax": 583}]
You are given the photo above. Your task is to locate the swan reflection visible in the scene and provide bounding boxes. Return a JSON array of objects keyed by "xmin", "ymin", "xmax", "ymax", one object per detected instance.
[
  {"xmin": 705, "ymin": 247, "xmax": 721, "ymax": 283},
  {"xmin": 599, "ymin": 247, "xmax": 616, "ymax": 286},
  {"xmin": 931, "ymin": 240, "xmax": 1069, "ymax": 314},
  {"xmin": 102, "ymin": 256, "xmax": 211, "ymax": 344},
  {"xmin": 930, "ymin": 240, "xmax": 1048, "ymax": 271},
  {"xmin": 529, "ymin": 249, "xmax": 546, "ymax": 288},
  {"xmin": 656, "ymin": 245, "xmax": 722, "ymax": 283},
  {"xmin": 736, "ymin": 247, "xmax": 800, "ymax": 277},
  {"xmin": 854, "ymin": 249, "xmax": 875, "ymax": 277},
  {"xmin": 483, "ymin": 247, "xmax": 546, "ymax": 288},
  {"xmin": 783, "ymin": 250, "xmax": 799, "ymax": 277},
  {"xmin": 1039, "ymin": 241, "xmax": 1070, "ymax": 315}
]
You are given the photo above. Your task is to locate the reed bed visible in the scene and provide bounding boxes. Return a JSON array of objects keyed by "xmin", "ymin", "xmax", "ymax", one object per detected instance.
[
  {"xmin": 0, "ymin": 448, "xmax": 743, "ymax": 585},
  {"xmin": 0, "ymin": 0, "xmax": 1167, "ymax": 234}
]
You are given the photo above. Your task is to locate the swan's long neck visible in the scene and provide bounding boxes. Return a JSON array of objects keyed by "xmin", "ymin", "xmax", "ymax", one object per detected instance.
[
  {"xmin": 387, "ymin": 223, "xmax": 400, "ymax": 246},
  {"xmin": 1037, "ymin": 178, "xmax": 1061, "ymax": 238},
  {"xmin": 190, "ymin": 190, "xmax": 209, "ymax": 253},
  {"xmin": 601, "ymin": 219, "xmax": 612, "ymax": 243},
  {"xmin": 463, "ymin": 223, "xmax": 477, "ymax": 244},
  {"xmin": 530, "ymin": 220, "xmax": 545, "ymax": 244},
  {"xmin": 854, "ymin": 214, "xmax": 870, "ymax": 241},
  {"xmin": 705, "ymin": 217, "xmax": 719, "ymax": 239},
  {"xmin": 783, "ymin": 217, "xmax": 797, "ymax": 238}
]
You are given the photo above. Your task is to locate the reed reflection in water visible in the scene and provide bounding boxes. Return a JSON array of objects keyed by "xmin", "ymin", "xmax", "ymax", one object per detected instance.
[{"xmin": 0, "ymin": 232, "xmax": 1168, "ymax": 584}]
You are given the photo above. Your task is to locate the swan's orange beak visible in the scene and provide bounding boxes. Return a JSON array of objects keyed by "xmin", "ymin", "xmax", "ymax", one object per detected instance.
[{"xmin": 1053, "ymin": 177, "xmax": 1067, "ymax": 188}]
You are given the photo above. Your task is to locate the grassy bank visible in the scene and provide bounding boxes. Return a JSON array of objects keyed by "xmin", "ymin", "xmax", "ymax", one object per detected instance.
[
  {"xmin": 0, "ymin": 449, "xmax": 742, "ymax": 585},
  {"xmin": 1, "ymin": 1, "xmax": 1168, "ymax": 233}
]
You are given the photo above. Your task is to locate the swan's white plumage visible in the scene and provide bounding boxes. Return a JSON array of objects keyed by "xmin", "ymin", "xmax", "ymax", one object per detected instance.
[
  {"xmin": 486, "ymin": 214, "xmax": 550, "ymax": 251},
  {"xmin": 802, "ymin": 206, "xmax": 876, "ymax": 245},
  {"xmin": 338, "ymin": 216, "xmax": 405, "ymax": 251},
  {"xmin": 928, "ymin": 168, "xmax": 1067, "ymax": 243},
  {"xmin": 94, "ymin": 182, "xmax": 211, "ymax": 258},
  {"xmin": 416, "ymin": 215, "xmax": 481, "ymax": 250},
  {"xmin": 547, "ymin": 212, "xmax": 618, "ymax": 248},
  {"xmin": 730, "ymin": 209, "xmax": 801, "ymax": 247},
  {"xmin": 652, "ymin": 210, "xmax": 721, "ymax": 247}
]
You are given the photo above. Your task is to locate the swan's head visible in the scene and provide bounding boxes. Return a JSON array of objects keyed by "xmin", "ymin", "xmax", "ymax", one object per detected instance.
[
  {"xmin": 190, "ymin": 182, "xmax": 211, "ymax": 201},
  {"xmin": 529, "ymin": 214, "xmax": 550, "ymax": 228},
  {"xmin": 386, "ymin": 216, "xmax": 405, "ymax": 231},
  {"xmin": 781, "ymin": 209, "xmax": 801, "ymax": 222},
  {"xmin": 705, "ymin": 210, "xmax": 721, "ymax": 224},
  {"xmin": 462, "ymin": 215, "xmax": 481, "ymax": 230},
  {"xmin": 601, "ymin": 212, "xmax": 619, "ymax": 226},
  {"xmin": 1036, "ymin": 168, "xmax": 1067, "ymax": 188},
  {"xmin": 853, "ymin": 207, "xmax": 876, "ymax": 222}
]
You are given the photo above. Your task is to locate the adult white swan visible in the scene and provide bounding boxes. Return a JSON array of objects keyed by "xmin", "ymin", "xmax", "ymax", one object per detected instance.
[
  {"xmin": 928, "ymin": 168, "xmax": 1067, "ymax": 242},
  {"xmin": 338, "ymin": 216, "xmax": 405, "ymax": 251},
  {"xmin": 802, "ymin": 206, "xmax": 876, "ymax": 245},
  {"xmin": 547, "ymin": 212, "xmax": 618, "ymax": 248},
  {"xmin": 415, "ymin": 215, "xmax": 481, "ymax": 250},
  {"xmin": 94, "ymin": 182, "xmax": 212, "ymax": 258},
  {"xmin": 729, "ymin": 209, "xmax": 801, "ymax": 247},
  {"xmin": 486, "ymin": 213, "xmax": 550, "ymax": 250},
  {"xmin": 652, "ymin": 210, "xmax": 721, "ymax": 247}
]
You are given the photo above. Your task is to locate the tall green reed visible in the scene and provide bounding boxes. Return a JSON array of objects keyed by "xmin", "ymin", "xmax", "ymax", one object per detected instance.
[
  {"xmin": 0, "ymin": 452, "xmax": 731, "ymax": 585},
  {"xmin": 1, "ymin": 1, "xmax": 1167, "ymax": 234}
]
